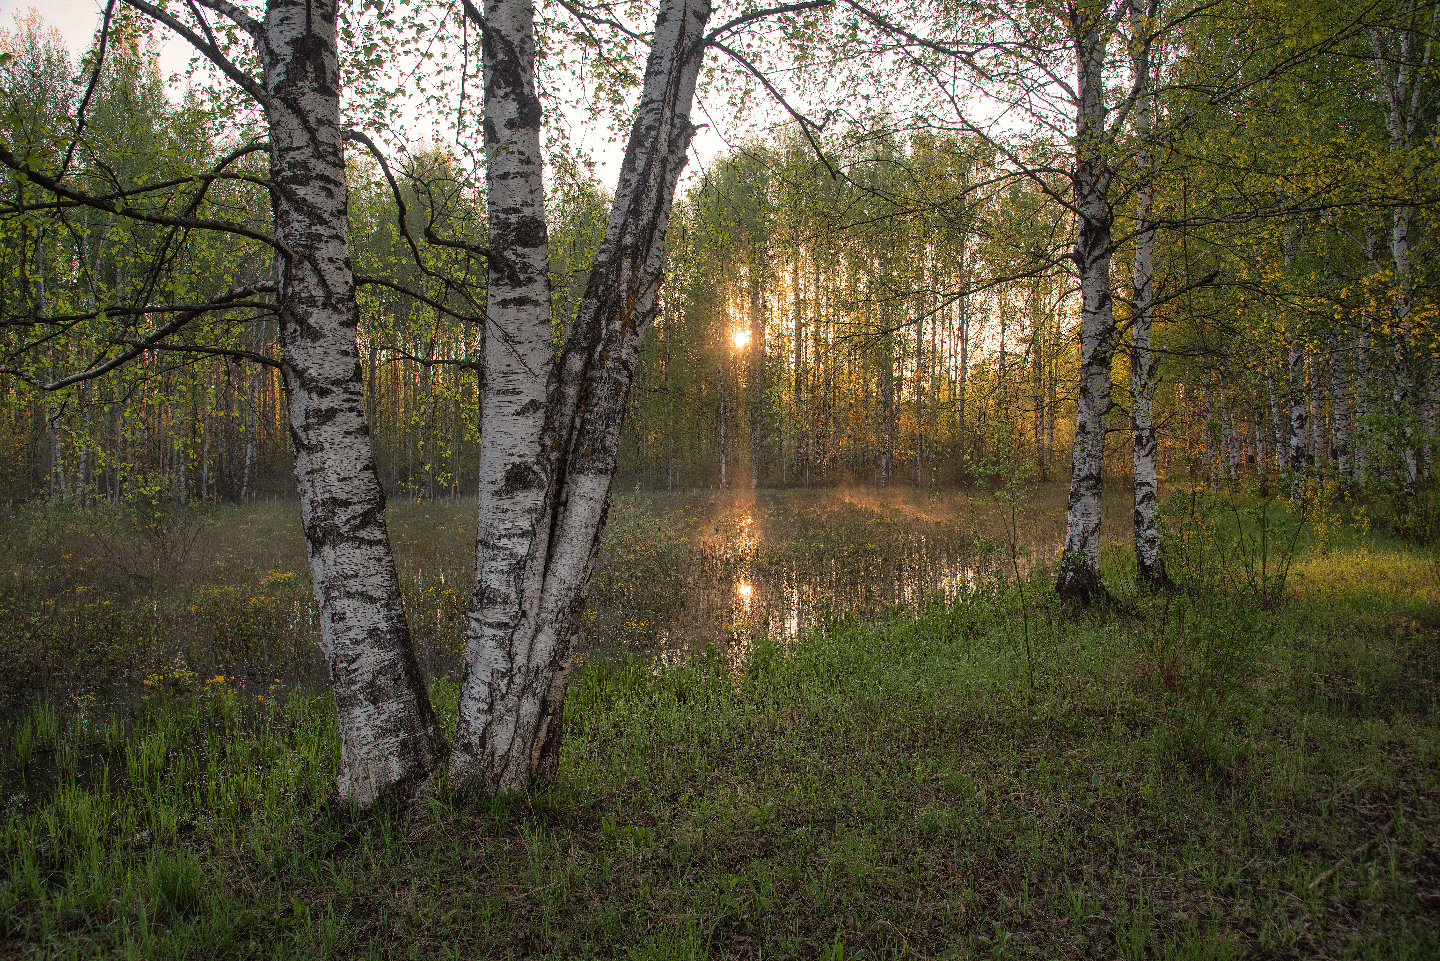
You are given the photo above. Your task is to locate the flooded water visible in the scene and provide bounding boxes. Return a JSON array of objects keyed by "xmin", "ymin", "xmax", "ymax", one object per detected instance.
[
  {"xmin": 581, "ymin": 487, "xmax": 1084, "ymax": 663},
  {"xmin": 1, "ymin": 483, "xmax": 1139, "ymax": 716}
]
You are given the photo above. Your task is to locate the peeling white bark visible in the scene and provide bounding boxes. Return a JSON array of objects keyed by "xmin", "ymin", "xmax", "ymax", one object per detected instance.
[
  {"xmin": 1128, "ymin": 0, "xmax": 1167, "ymax": 589},
  {"xmin": 1056, "ymin": 5, "xmax": 1119, "ymax": 604},
  {"xmin": 263, "ymin": 0, "xmax": 441, "ymax": 806}
]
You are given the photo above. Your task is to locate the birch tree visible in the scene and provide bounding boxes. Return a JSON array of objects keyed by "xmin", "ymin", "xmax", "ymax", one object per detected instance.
[
  {"xmin": 1127, "ymin": 0, "xmax": 1169, "ymax": 587},
  {"xmin": 0, "ymin": 0, "xmax": 452, "ymax": 805},
  {"xmin": 447, "ymin": 0, "xmax": 724, "ymax": 793}
]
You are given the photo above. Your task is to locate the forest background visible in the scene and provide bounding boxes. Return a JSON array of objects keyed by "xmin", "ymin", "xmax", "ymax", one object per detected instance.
[{"xmin": 2, "ymin": 0, "xmax": 1434, "ymax": 517}]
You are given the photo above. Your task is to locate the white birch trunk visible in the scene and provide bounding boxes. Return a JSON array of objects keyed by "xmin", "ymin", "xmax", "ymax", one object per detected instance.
[
  {"xmin": 749, "ymin": 257, "xmax": 765, "ymax": 489},
  {"xmin": 1129, "ymin": 0, "xmax": 1167, "ymax": 588},
  {"xmin": 263, "ymin": 0, "xmax": 441, "ymax": 806},
  {"xmin": 719, "ymin": 344, "xmax": 729, "ymax": 489},
  {"xmin": 241, "ymin": 323, "xmax": 261, "ymax": 501},
  {"xmin": 1387, "ymin": 203, "xmax": 1418, "ymax": 492},
  {"xmin": 449, "ymin": 0, "xmax": 711, "ymax": 795},
  {"xmin": 1373, "ymin": 8, "xmax": 1435, "ymax": 492},
  {"xmin": 1287, "ymin": 342, "xmax": 1309, "ymax": 498},
  {"xmin": 1056, "ymin": 9, "xmax": 1117, "ymax": 603},
  {"xmin": 1333, "ymin": 340, "xmax": 1353, "ymax": 485}
]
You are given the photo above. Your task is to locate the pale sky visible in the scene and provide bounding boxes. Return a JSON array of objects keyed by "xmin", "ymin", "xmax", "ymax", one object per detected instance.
[{"xmin": 9, "ymin": 0, "xmax": 735, "ymax": 190}]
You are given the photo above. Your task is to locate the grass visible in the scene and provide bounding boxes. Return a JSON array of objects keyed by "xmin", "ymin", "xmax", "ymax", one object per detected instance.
[{"xmin": 1, "ymin": 485, "xmax": 1438, "ymax": 958}]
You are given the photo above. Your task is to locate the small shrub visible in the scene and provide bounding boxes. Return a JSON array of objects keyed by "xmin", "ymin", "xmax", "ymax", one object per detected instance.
[{"xmin": 148, "ymin": 852, "xmax": 203, "ymax": 917}]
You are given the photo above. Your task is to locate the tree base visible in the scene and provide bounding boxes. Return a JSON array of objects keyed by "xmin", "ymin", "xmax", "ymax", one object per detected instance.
[
  {"xmin": 1055, "ymin": 557, "xmax": 1108, "ymax": 606},
  {"xmin": 1137, "ymin": 558, "xmax": 1174, "ymax": 593}
]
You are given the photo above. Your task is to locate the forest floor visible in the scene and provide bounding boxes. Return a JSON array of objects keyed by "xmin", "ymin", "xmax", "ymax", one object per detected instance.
[{"xmin": 1, "ymin": 486, "xmax": 1438, "ymax": 958}]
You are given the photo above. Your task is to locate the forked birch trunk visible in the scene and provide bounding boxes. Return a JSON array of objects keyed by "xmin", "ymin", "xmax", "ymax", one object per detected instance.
[
  {"xmin": 449, "ymin": 0, "xmax": 712, "ymax": 795},
  {"xmin": 1056, "ymin": 6, "xmax": 1118, "ymax": 604},
  {"xmin": 263, "ymin": 0, "xmax": 442, "ymax": 806}
]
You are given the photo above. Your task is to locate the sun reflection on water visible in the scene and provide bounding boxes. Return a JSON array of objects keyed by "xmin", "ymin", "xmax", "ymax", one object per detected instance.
[{"xmin": 584, "ymin": 491, "xmax": 1062, "ymax": 673}]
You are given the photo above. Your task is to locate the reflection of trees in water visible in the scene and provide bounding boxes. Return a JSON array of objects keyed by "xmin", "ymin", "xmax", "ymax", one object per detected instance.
[{"xmin": 584, "ymin": 494, "xmax": 1060, "ymax": 663}]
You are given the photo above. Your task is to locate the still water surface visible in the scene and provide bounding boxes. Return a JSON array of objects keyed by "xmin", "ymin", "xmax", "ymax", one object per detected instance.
[{"xmin": 578, "ymin": 487, "xmax": 1085, "ymax": 664}]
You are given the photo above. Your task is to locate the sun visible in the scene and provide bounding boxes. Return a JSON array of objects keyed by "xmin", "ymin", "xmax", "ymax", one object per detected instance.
[{"xmin": 731, "ymin": 328, "xmax": 750, "ymax": 350}]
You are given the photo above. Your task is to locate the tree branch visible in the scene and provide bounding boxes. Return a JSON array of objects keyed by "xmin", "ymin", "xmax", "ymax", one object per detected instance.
[
  {"xmin": 356, "ymin": 276, "xmax": 483, "ymax": 326},
  {"xmin": 0, "ymin": 141, "xmax": 286, "ymax": 256},
  {"xmin": 121, "ymin": 0, "xmax": 268, "ymax": 105},
  {"xmin": 703, "ymin": 0, "xmax": 832, "ymax": 45},
  {"xmin": 707, "ymin": 38, "xmax": 837, "ymax": 178},
  {"xmin": 58, "ymin": 0, "xmax": 118, "ymax": 181},
  {"xmin": 190, "ymin": 0, "xmax": 263, "ymax": 37},
  {"xmin": 0, "ymin": 283, "xmax": 278, "ymax": 391}
]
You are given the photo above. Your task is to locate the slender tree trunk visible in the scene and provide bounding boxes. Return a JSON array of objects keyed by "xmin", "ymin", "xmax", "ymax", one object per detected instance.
[
  {"xmin": 749, "ymin": 257, "xmax": 765, "ymax": 489},
  {"xmin": 1266, "ymin": 346, "xmax": 1282, "ymax": 481},
  {"xmin": 1388, "ymin": 203, "xmax": 1418, "ymax": 492},
  {"xmin": 664, "ymin": 304, "xmax": 674, "ymax": 491},
  {"xmin": 241, "ymin": 322, "xmax": 261, "ymax": 501},
  {"xmin": 1287, "ymin": 341, "xmax": 1309, "ymax": 498},
  {"xmin": 1333, "ymin": 340, "xmax": 1353, "ymax": 485},
  {"xmin": 265, "ymin": 0, "xmax": 441, "ymax": 806},
  {"xmin": 793, "ymin": 259, "xmax": 806, "ymax": 484},
  {"xmin": 1056, "ymin": 10, "xmax": 1117, "ymax": 604},
  {"xmin": 1129, "ymin": 0, "xmax": 1168, "ymax": 588},
  {"xmin": 1373, "ymin": 10, "xmax": 1434, "ymax": 492},
  {"xmin": 719, "ymin": 331, "xmax": 729, "ymax": 489},
  {"xmin": 880, "ymin": 335, "xmax": 894, "ymax": 488},
  {"xmin": 957, "ymin": 296, "xmax": 969, "ymax": 456},
  {"xmin": 1356, "ymin": 239, "xmax": 1377, "ymax": 485}
]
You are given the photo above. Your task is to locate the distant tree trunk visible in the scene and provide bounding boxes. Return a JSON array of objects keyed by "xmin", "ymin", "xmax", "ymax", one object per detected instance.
[
  {"xmin": 664, "ymin": 306, "xmax": 675, "ymax": 491},
  {"xmin": 879, "ymin": 334, "xmax": 894, "ymax": 487},
  {"xmin": 1355, "ymin": 234, "xmax": 1379, "ymax": 485},
  {"xmin": 1202, "ymin": 387, "xmax": 1218, "ymax": 490},
  {"xmin": 957, "ymin": 296, "xmax": 969, "ymax": 456},
  {"xmin": 719, "ymin": 326, "xmax": 729, "ymax": 489},
  {"xmin": 1046, "ymin": 308, "xmax": 1058, "ymax": 478},
  {"xmin": 1265, "ymin": 346, "xmax": 1282, "ymax": 481},
  {"xmin": 1033, "ymin": 306, "xmax": 1045, "ymax": 477},
  {"xmin": 1333, "ymin": 341, "xmax": 1353, "ymax": 485},
  {"xmin": 241, "ymin": 321, "xmax": 261, "ymax": 501},
  {"xmin": 1387, "ymin": 202, "xmax": 1418, "ymax": 493},
  {"xmin": 1373, "ymin": 16, "xmax": 1431, "ymax": 492},
  {"xmin": 78, "ymin": 380, "xmax": 91, "ymax": 508},
  {"xmin": 1287, "ymin": 341, "xmax": 1309, "ymax": 497},
  {"xmin": 793, "ymin": 260, "xmax": 806, "ymax": 484},
  {"xmin": 748, "ymin": 258, "xmax": 765, "ymax": 488}
]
